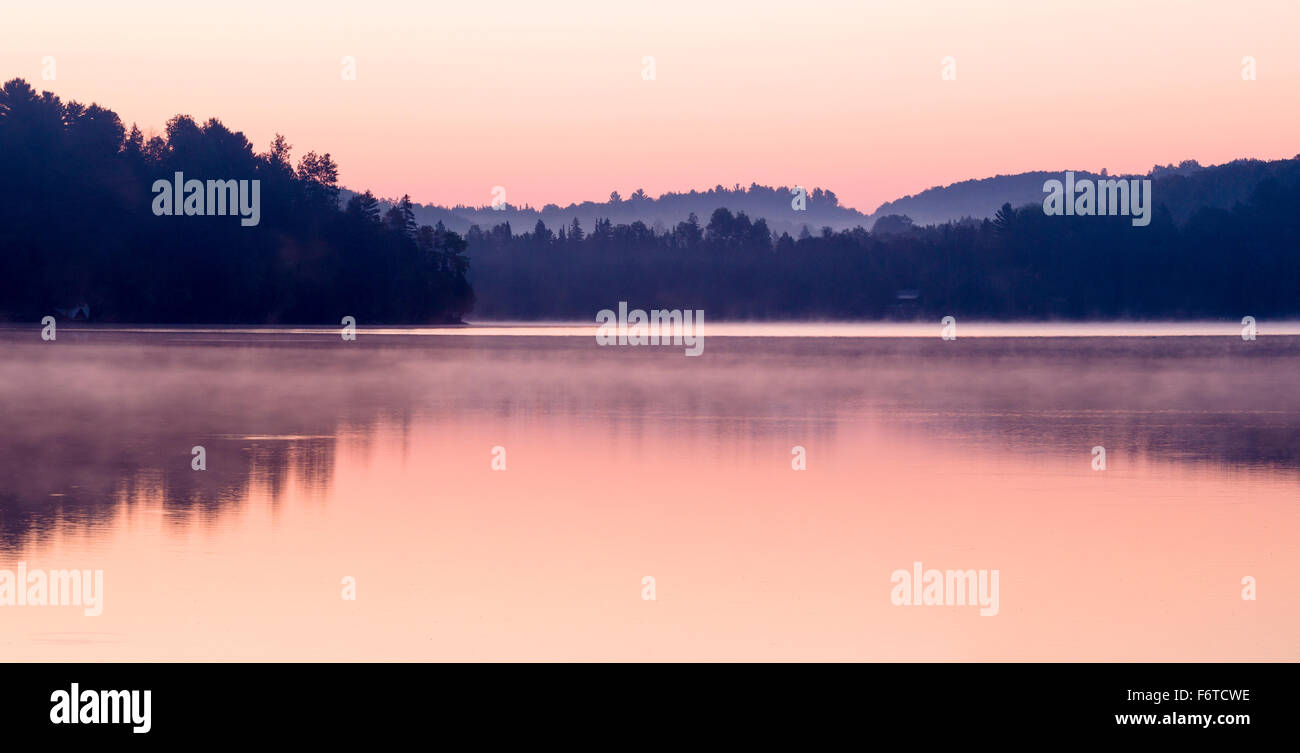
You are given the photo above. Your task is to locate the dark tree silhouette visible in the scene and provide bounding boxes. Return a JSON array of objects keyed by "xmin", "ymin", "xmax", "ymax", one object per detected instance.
[
  {"xmin": 0, "ymin": 78, "xmax": 473, "ymax": 324},
  {"xmin": 464, "ymin": 173, "xmax": 1300, "ymax": 320}
]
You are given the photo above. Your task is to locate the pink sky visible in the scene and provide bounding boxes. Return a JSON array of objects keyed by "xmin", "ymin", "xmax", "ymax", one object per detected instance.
[{"xmin": 3, "ymin": 0, "xmax": 1298, "ymax": 212}]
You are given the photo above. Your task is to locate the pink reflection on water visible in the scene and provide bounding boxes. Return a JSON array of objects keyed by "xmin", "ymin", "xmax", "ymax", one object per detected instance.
[{"xmin": 0, "ymin": 331, "xmax": 1296, "ymax": 660}]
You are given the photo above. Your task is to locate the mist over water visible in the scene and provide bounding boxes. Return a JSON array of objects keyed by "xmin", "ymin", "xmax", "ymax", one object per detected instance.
[{"xmin": 1, "ymin": 326, "xmax": 1297, "ymax": 659}]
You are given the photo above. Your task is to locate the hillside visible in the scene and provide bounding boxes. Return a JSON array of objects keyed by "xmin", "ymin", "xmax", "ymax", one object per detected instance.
[{"xmin": 353, "ymin": 156, "xmax": 1300, "ymax": 238}]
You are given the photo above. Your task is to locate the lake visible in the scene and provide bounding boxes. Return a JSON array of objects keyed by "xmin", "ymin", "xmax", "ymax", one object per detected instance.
[{"xmin": 1, "ymin": 323, "xmax": 1297, "ymax": 660}]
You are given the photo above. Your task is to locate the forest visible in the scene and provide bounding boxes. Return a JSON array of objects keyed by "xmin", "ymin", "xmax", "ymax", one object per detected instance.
[
  {"xmin": 2, "ymin": 76, "xmax": 1297, "ymax": 324},
  {"xmin": 466, "ymin": 174, "xmax": 1300, "ymax": 320},
  {"xmin": 0, "ymin": 78, "xmax": 473, "ymax": 324}
]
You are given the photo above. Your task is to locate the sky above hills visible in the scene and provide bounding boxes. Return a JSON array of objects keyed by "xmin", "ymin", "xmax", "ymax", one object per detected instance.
[{"xmin": 3, "ymin": 0, "xmax": 1298, "ymax": 213}]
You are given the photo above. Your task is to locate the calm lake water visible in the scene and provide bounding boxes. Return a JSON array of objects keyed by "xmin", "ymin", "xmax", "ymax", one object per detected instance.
[{"xmin": 1, "ymin": 323, "xmax": 1297, "ymax": 660}]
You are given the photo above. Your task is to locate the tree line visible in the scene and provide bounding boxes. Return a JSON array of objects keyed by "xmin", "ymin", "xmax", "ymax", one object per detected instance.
[
  {"xmin": 467, "ymin": 173, "xmax": 1300, "ymax": 320},
  {"xmin": 0, "ymin": 78, "xmax": 473, "ymax": 323},
  {"xmin": 3, "ymin": 76, "xmax": 1297, "ymax": 324}
]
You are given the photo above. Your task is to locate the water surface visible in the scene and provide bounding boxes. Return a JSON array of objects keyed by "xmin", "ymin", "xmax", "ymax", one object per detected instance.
[{"xmin": 1, "ymin": 325, "xmax": 1297, "ymax": 660}]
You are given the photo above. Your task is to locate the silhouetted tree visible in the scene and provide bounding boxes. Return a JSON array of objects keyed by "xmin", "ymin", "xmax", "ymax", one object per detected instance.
[
  {"xmin": 461, "ymin": 167, "xmax": 1300, "ymax": 321},
  {"xmin": 0, "ymin": 78, "xmax": 473, "ymax": 324}
]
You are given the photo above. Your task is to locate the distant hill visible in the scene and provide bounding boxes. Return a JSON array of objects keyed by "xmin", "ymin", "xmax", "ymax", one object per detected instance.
[
  {"xmin": 346, "ymin": 184, "xmax": 873, "ymax": 238},
  {"xmin": 871, "ymin": 157, "xmax": 1300, "ymax": 226},
  {"xmin": 867, "ymin": 170, "xmax": 1111, "ymax": 226},
  {"xmin": 348, "ymin": 155, "xmax": 1300, "ymax": 236}
]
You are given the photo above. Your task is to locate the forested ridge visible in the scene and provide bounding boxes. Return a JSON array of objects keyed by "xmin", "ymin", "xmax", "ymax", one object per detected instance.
[
  {"xmin": 2, "ymin": 77, "xmax": 1297, "ymax": 324},
  {"xmin": 0, "ymin": 78, "xmax": 473, "ymax": 324},
  {"xmin": 466, "ymin": 168, "xmax": 1300, "ymax": 320}
]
